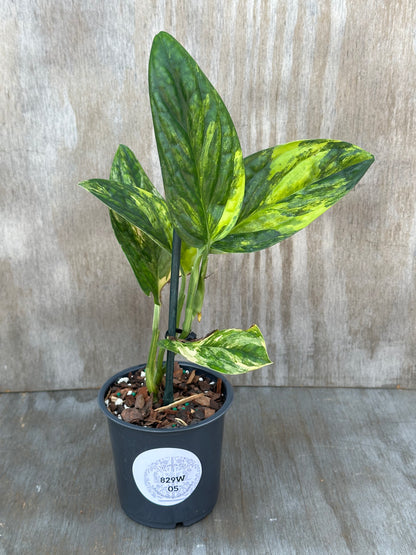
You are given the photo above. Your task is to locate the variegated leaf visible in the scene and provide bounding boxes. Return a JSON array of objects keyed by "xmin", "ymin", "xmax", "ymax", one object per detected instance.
[
  {"xmin": 110, "ymin": 210, "xmax": 170, "ymax": 303},
  {"xmin": 212, "ymin": 140, "xmax": 374, "ymax": 253},
  {"xmin": 159, "ymin": 325, "xmax": 272, "ymax": 375},
  {"xmin": 79, "ymin": 177, "xmax": 172, "ymax": 251},
  {"xmin": 149, "ymin": 31, "xmax": 245, "ymax": 248},
  {"xmin": 111, "ymin": 144, "xmax": 197, "ymax": 273},
  {"xmin": 110, "ymin": 144, "xmax": 162, "ymax": 196},
  {"xmin": 105, "ymin": 146, "xmax": 171, "ymax": 301}
]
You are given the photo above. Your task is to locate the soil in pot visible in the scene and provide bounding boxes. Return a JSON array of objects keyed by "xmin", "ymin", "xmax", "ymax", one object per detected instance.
[{"xmin": 104, "ymin": 362, "xmax": 225, "ymax": 429}]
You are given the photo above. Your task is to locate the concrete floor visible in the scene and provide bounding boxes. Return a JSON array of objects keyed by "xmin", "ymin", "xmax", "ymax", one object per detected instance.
[{"xmin": 1, "ymin": 387, "xmax": 415, "ymax": 554}]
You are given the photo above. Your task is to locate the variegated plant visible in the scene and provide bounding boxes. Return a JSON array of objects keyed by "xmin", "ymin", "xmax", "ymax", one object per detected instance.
[{"xmin": 79, "ymin": 32, "xmax": 374, "ymax": 398}]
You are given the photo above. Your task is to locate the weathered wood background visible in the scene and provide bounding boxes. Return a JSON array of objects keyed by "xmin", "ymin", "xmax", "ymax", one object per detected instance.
[{"xmin": 1, "ymin": 0, "xmax": 415, "ymax": 391}]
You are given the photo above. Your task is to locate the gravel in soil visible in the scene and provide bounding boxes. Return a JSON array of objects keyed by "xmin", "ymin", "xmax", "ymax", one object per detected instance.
[{"xmin": 104, "ymin": 362, "xmax": 225, "ymax": 429}]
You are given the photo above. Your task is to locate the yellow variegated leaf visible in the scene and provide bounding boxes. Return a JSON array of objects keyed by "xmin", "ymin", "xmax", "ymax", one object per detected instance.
[
  {"xmin": 79, "ymin": 177, "xmax": 173, "ymax": 252},
  {"xmin": 159, "ymin": 325, "xmax": 272, "ymax": 375},
  {"xmin": 212, "ymin": 140, "xmax": 374, "ymax": 253},
  {"xmin": 149, "ymin": 31, "xmax": 245, "ymax": 248}
]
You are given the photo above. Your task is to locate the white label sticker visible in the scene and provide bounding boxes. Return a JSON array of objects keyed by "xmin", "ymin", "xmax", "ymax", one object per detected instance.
[{"xmin": 132, "ymin": 448, "xmax": 202, "ymax": 506}]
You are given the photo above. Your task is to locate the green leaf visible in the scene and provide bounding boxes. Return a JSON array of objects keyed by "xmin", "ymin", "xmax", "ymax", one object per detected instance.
[
  {"xmin": 110, "ymin": 210, "xmax": 170, "ymax": 303},
  {"xmin": 110, "ymin": 144, "xmax": 161, "ymax": 195},
  {"xmin": 79, "ymin": 177, "xmax": 172, "ymax": 251},
  {"xmin": 149, "ymin": 31, "xmax": 245, "ymax": 248},
  {"xmin": 79, "ymin": 144, "xmax": 198, "ymax": 278},
  {"xmin": 111, "ymin": 144, "xmax": 198, "ymax": 275},
  {"xmin": 180, "ymin": 243, "xmax": 198, "ymax": 275},
  {"xmin": 212, "ymin": 140, "xmax": 374, "ymax": 253},
  {"xmin": 159, "ymin": 325, "xmax": 272, "ymax": 375},
  {"xmin": 105, "ymin": 146, "xmax": 171, "ymax": 302}
]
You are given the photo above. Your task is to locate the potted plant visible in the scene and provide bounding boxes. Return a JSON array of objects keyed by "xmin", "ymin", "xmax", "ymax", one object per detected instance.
[{"xmin": 79, "ymin": 31, "xmax": 374, "ymax": 528}]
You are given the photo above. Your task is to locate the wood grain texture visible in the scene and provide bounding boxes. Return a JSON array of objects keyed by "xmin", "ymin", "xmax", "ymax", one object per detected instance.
[
  {"xmin": 1, "ymin": 0, "xmax": 415, "ymax": 390},
  {"xmin": 1, "ymin": 387, "xmax": 415, "ymax": 553}
]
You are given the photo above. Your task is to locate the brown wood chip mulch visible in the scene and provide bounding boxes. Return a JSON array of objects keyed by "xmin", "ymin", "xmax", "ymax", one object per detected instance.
[{"xmin": 104, "ymin": 362, "xmax": 225, "ymax": 429}]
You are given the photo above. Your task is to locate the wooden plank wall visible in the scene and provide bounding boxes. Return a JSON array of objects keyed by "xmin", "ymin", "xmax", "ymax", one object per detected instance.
[{"xmin": 1, "ymin": 0, "xmax": 415, "ymax": 391}]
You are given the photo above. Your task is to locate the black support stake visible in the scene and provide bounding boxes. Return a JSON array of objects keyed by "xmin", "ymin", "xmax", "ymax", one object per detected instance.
[{"xmin": 163, "ymin": 230, "xmax": 182, "ymax": 405}]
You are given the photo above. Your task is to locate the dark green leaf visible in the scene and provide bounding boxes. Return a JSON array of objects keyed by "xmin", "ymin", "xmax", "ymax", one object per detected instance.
[
  {"xmin": 149, "ymin": 31, "xmax": 245, "ymax": 248},
  {"xmin": 106, "ymin": 146, "xmax": 171, "ymax": 301},
  {"xmin": 79, "ymin": 177, "xmax": 172, "ymax": 251},
  {"xmin": 110, "ymin": 210, "xmax": 170, "ymax": 303},
  {"xmin": 110, "ymin": 144, "xmax": 161, "ymax": 195}
]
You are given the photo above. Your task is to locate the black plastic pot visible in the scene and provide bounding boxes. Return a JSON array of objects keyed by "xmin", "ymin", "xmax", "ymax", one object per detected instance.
[{"xmin": 98, "ymin": 362, "xmax": 233, "ymax": 529}]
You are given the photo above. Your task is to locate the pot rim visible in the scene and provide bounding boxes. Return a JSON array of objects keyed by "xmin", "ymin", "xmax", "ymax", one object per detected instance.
[{"xmin": 97, "ymin": 362, "xmax": 233, "ymax": 433}]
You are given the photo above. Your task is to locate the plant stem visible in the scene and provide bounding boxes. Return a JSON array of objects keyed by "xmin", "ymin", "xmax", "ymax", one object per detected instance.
[
  {"xmin": 155, "ymin": 346, "xmax": 165, "ymax": 382},
  {"xmin": 180, "ymin": 249, "xmax": 205, "ymax": 338},
  {"xmin": 176, "ymin": 270, "xmax": 187, "ymax": 328},
  {"xmin": 163, "ymin": 230, "xmax": 182, "ymax": 405},
  {"xmin": 144, "ymin": 303, "xmax": 161, "ymax": 394},
  {"xmin": 193, "ymin": 255, "xmax": 208, "ymax": 321}
]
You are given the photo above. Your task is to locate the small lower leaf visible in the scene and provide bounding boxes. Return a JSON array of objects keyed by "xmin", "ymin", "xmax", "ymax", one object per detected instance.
[{"xmin": 159, "ymin": 325, "xmax": 272, "ymax": 375}]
